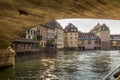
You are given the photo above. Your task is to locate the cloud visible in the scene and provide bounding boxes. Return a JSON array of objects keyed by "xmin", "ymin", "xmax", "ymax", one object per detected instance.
[{"xmin": 57, "ymin": 19, "xmax": 120, "ymax": 34}]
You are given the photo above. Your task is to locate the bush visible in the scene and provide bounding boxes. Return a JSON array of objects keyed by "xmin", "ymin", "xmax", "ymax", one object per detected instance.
[{"xmin": 32, "ymin": 36, "xmax": 37, "ymax": 40}]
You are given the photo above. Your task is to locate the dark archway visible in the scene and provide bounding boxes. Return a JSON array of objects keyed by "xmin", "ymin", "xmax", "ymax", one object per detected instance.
[{"xmin": 0, "ymin": 0, "xmax": 120, "ymax": 49}]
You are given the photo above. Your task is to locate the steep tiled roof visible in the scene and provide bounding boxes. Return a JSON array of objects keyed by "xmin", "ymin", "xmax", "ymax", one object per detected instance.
[
  {"xmin": 41, "ymin": 20, "xmax": 63, "ymax": 30},
  {"xmin": 79, "ymin": 33, "xmax": 94, "ymax": 36},
  {"xmin": 90, "ymin": 23, "xmax": 110, "ymax": 32},
  {"xmin": 90, "ymin": 23, "xmax": 101, "ymax": 32},
  {"xmin": 41, "ymin": 23, "xmax": 54, "ymax": 29},
  {"xmin": 79, "ymin": 32, "xmax": 100, "ymax": 40},
  {"xmin": 101, "ymin": 23, "xmax": 109, "ymax": 31},
  {"xmin": 64, "ymin": 23, "xmax": 78, "ymax": 32},
  {"xmin": 47, "ymin": 20, "xmax": 63, "ymax": 29},
  {"xmin": 110, "ymin": 34, "xmax": 120, "ymax": 38},
  {"xmin": 79, "ymin": 33, "xmax": 94, "ymax": 38},
  {"xmin": 94, "ymin": 23, "xmax": 101, "ymax": 29}
]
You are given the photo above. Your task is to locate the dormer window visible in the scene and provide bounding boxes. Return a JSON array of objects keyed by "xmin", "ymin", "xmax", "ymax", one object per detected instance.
[
  {"xmin": 74, "ymin": 29, "xmax": 76, "ymax": 31},
  {"xmin": 103, "ymin": 27, "xmax": 105, "ymax": 30},
  {"xmin": 71, "ymin": 25, "xmax": 73, "ymax": 27},
  {"xmin": 71, "ymin": 29, "xmax": 73, "ymax": 31}
]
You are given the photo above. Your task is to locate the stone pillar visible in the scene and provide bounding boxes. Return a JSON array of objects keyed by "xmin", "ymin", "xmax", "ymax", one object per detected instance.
[
  {"xmin": 34, "ymin": 43, "xmax": 36, "ymax": 49},
  {"xmin": 0, "ymin": 46, "xmax": 16, "ymax": 68},
  {"xmin": 101, "ymin": 41, "xmax": 110, "ymax": 50}
]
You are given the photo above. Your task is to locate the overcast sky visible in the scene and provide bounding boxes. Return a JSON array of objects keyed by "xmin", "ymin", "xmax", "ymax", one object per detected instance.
[{"xmin": 57, "ymin": 19, "xmax": 120, "ymax": 34}]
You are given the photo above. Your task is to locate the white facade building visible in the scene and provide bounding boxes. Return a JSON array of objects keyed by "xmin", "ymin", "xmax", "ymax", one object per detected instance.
[{"xmin": 26, "ymin": 27, "xmax": 37, "ymax": 40}]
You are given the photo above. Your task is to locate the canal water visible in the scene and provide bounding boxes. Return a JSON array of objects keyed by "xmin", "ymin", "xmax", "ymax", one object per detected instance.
[{"xmin": 0, "ymin": 50, "xmax": 120, "ymax": 80}]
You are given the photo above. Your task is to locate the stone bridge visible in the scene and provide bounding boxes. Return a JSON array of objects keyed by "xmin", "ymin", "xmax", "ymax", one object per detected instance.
[
  {"xmin": 0, "ymin": 0, "xmax": 120, "ymax": 67},
  {"xmin": 0, "ymin": 0, "xmax": 120, "ymax": 49}
]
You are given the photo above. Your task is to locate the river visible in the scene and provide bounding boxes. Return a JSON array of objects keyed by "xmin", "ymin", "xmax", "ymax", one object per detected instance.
[{"xmin": 0, "ymin": 50, "xmax": 120, "ymax": 80}]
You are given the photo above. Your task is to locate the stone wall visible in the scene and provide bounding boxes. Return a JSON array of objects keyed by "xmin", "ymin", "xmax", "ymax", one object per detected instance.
[
  {"xmin": 0, "ymin": 0, "xmax": 120, "ymax": 49},
  {"xmin": 101, "ymin": 41, "xmax": 110, "ymax": 50},
  {"xmin": 0, "ymin": 47, "xmax": 15, "ymax": 68}
]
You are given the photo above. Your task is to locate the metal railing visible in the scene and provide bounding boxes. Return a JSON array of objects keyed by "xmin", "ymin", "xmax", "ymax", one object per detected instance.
[
  {"xmin": 102, "ymin": 65, "xmax": 120, "ymax": 80},
  {"xmin": 15, "ymin": 38, "xmax": 39, "ymax": 43}
]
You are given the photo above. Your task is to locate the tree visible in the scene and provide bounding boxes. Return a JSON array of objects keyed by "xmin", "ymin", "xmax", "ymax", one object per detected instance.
[
  {"xmin": 32, "ymin": 35, "xmax": 37, "ymax": 40},
  {"xmin": 46, "ymin": 38, "xmax": 55, "ymax": 47}
]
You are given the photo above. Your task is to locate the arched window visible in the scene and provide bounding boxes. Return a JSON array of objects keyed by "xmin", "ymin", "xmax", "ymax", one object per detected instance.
[
  {"xmin": 74, "ymin": 29, "xmax": 76, "ymax": 31},
  {"xmin": 102, "ymin": 27, "xmax": 105, "ymax": 30}
]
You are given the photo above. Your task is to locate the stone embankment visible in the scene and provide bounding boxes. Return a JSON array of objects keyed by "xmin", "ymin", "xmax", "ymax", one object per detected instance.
[{"xmin": 0, "ymin": 46, "xmax": 15, "ymax": 68}]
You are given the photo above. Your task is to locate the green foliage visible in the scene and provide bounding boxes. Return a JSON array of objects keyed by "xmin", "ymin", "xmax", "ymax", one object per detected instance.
[
  {"xmin": 32, "ymin": 36, "xmax": 37, "ymax": 40},
  {"xmin": 37, "ymin": 44, "xmax": 42, "ymax": 49},
  {"xmin": 95, "ymin": 40, "xmax": 100, "ymax": 45},
  {"xmin": 46, "ymin": 38, "xmax": 55, "ymax": 47}
]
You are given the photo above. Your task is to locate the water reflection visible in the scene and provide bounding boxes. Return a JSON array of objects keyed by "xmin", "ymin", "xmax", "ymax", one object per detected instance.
[
  {"xmin": 0, "ymin": 50, "xmax": 120, "ymax": 80},
  {"xmin": 0, "ymin": 67, "xmax": 15, "ymax": 80}
]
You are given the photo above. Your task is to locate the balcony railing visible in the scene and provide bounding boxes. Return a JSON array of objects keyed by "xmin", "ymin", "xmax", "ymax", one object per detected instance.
[{"xmin": 15, "ymin": 38, "xmax": 38, "ymax": 43}]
